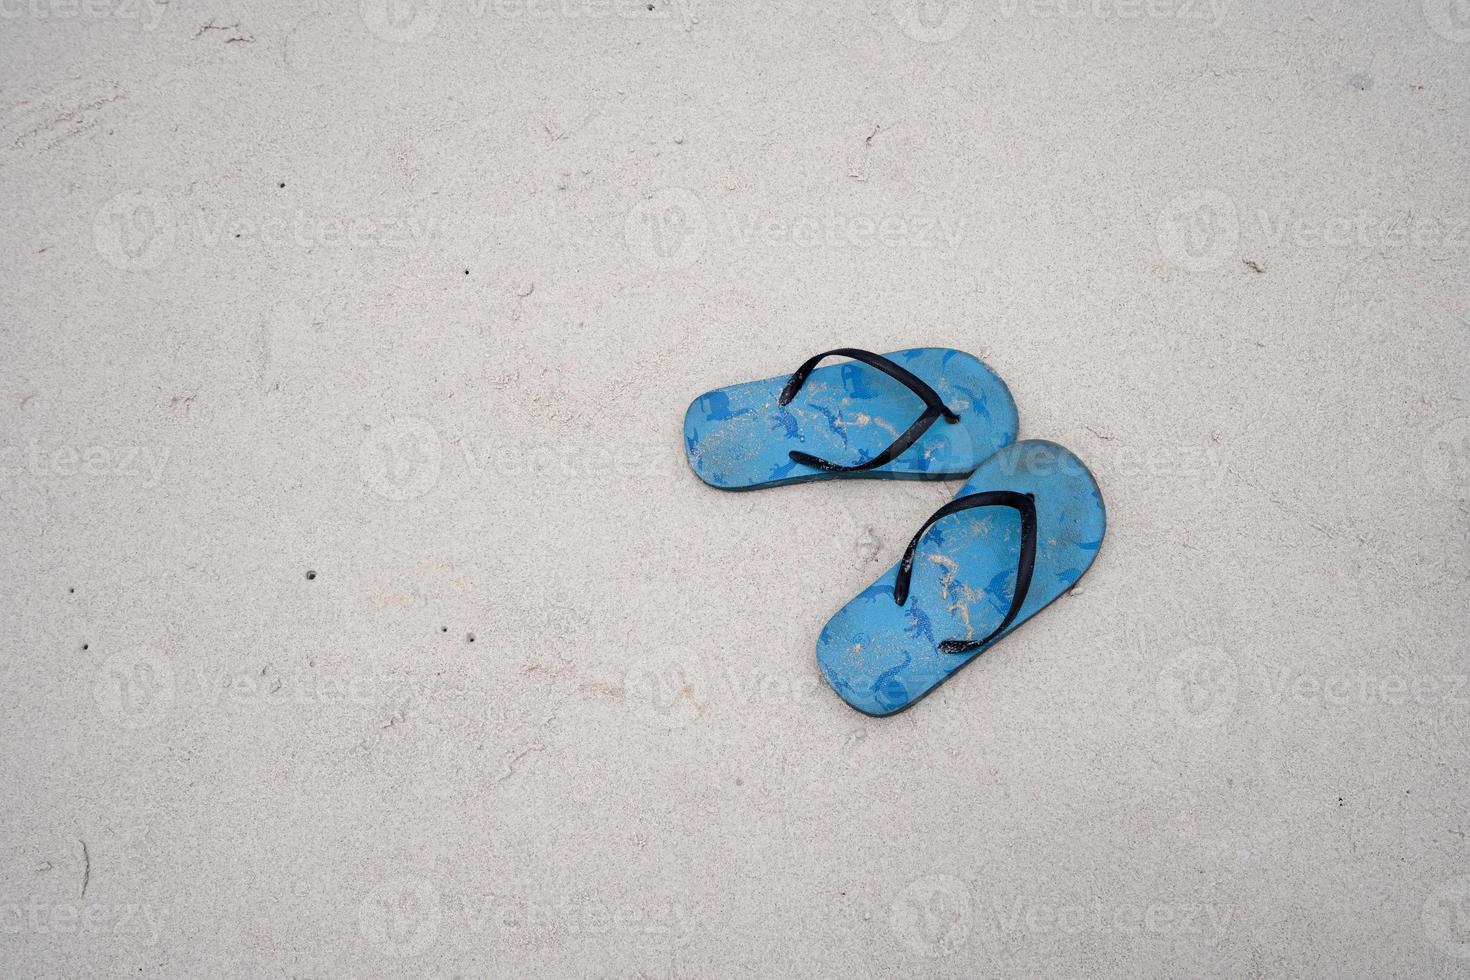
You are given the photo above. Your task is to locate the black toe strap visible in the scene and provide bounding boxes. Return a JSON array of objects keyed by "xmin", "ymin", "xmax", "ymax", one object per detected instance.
[
  {"xmin": 777, "ymin": 348, "xmax": 960, "ymax": 473},
  {"xmin": 893, "ymin": 490, "xmax": 1037, "ymax": 656}
]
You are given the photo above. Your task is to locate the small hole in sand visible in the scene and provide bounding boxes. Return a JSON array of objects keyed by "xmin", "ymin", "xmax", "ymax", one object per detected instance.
[
  {"xmin": 305, "ymin": 570, "xmax": 317, "ymax": 581},
  {"xmin": 82, "ymin": 643, "xmax": 89, "ymax": 650},
  {"xmin": 466, "ymin": 632, "xmax": 476, "ymax": 643},
  {"xmin": 277, "ymin": 181, "xmax": 286, "ymax": 188}
]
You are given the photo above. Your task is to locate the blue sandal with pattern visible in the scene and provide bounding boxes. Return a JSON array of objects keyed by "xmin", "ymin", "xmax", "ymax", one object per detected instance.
[
  {"xmin": 683, "ymin": 348, "xmax": 1017, "ymax": 490},
  {"xmin": 817, "ymin": 440, "xmax": 1106, "ymax": 716}
]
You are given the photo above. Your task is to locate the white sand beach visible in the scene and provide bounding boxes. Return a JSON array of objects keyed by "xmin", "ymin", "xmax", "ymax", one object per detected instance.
[{"xmin": 2, "ymin": 0, "xmax": 1468, "ymax": 974}]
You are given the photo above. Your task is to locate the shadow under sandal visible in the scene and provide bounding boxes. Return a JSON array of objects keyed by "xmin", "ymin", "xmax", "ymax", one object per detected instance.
[
  {"xmin": 683, "ymin": 347, "xmax": 1018, "ymax": 490},
  {"xmin": 816, "ymin": 439, "xmax": 1107, "ymax": 716}
]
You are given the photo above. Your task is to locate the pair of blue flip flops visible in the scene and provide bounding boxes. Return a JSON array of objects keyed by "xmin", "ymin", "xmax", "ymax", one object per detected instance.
[{"xmin": 683, "ymin": 348, "xmax": 1106, "ymax": 717}]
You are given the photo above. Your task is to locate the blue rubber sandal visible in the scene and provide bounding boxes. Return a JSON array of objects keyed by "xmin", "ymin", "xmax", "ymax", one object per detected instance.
[
  {"xmin": 816, "ymin": 440, "xmax": 1105, "ymax": 716},
  {"xmin": 683, "ymin": 348, "xmax": 1018, "ymax": 490}
]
